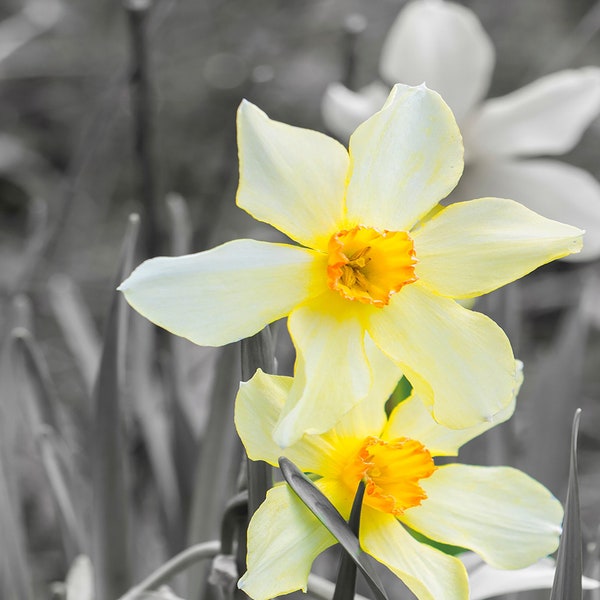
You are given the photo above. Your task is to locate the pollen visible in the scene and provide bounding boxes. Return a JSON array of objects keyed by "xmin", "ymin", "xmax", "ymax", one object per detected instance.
[
  {"xmin": 342, "ymin": 436, "xmax": 436, "ymax": 515},
  {"xmin": 327, "ymin": 226, "xmax": 417, "ymax": 307}
]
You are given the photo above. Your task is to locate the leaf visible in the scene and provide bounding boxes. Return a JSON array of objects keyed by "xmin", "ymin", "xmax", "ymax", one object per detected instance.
[
  {"xmin": 550, "ymin": 408, "xmax": 583, "ymax": 600},
  {"xmin": 10, "ymin": 329, "xmax": 83, "ymax": 562},
  {"xmin": 278, "ymin": 457, "xmax": 388, "ymax": 600},
  {"xmin": 0, "ymin": 449, "xmax": 34, "ymax": 600},
  {"xmin": 92, "ymin": 214, "xmax": 139, "ymax": 599},
  {"xmin": 515, "ymin": 300, "xmax": 589, "ymax": 493},
  {"xmin": 186, "ymin": 343, "xmax": 242, "ymax": 600},
  {"xmin": 48, "ymin": 274, "xmax": 101, "ymax": 397},
  {"xmin": 332, "ymin": 481, "xmax": 365, "ymax": 600}
]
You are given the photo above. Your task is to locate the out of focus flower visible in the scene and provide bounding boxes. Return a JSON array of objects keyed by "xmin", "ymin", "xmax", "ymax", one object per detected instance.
[
  {"xmin": 461, "ymin": 552, "xmax": 600, "ymax": 599},
  {"xmin": 322, "ymin": 0, "xmax": 600, "ymax": 260},
  {"xmin": 0, "ymin": 0, "xmax": 63, "ymax": 65},
  {"xmin": 120, "ymin": 84, "xmax": 582, "ymax": 446},
  {"xmin": 235, "ymin": 368, "xmax": 563, "ymax": 600}
]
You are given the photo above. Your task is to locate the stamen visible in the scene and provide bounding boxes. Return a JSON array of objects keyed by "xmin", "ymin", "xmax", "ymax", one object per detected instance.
[
  {"xmin": 327, "ymin": 226, "xmax": 417, "ymax": 307},
  {"xmin": 342, "ymin": 436, "xmax": 436, "ymax": 515}
]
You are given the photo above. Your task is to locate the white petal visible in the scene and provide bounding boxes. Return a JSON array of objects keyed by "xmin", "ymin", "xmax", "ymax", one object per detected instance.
[
  {"xmin": 321, "ymin": 82, "xmax": 390, "ymax": 143},
  {"xmin": 368, "ymin": 283, "xmax": 517, "ymax": 429},
  {"xmin": 402, "ymin": 464, "xmax": 563, "ymax": 569},
  {"xmin": 464, "ymin": 68, "xmax": 600, "ymax": 159},
  {"xmin": 346, "ymin": 84, "xmax": 463, "ymax": 232},
  {"xmin": 361, "ymin": 508, "xmax": 469, "ymax": 600},
  {"xmin": 379, "ymin": 0, "xmax": 494, "ymax": 123},
  {"xmin": 119, "ymin": 240, "xmax": 326, "ymax": 346},
  {"xmin": 454, "ymin": 159, "xmax": 600, "ymax": 261},
  {"xmin": 273, "ymin": 292, "xmax": 372, "ymax": 446},
  {"xmin": 237, "ymin": 100, "xmax": 349, "ymax": 251},
  {"xmin": 413, "ymin": 197, "xmax": 583, "ymax": 298},
  {"xmin": 239, "ymin": 483, "xmax": 336, "ymax": 600},
  {"xmin": 467, "ymin": 556, "xmax": 600, "ymax": 600},
  {"xmin": 383, "ymin": 389, "xmax": 517, "ymax": 456}
]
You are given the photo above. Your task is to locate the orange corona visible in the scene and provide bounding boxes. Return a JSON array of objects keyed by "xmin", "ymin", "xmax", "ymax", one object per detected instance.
[
  {"xmin": 342, "ymin": 436, "xmax": 436, "ymax": 515},
  {"xmin": 327, "ymin": 226, "xmax": 417, "ymax": 307}
]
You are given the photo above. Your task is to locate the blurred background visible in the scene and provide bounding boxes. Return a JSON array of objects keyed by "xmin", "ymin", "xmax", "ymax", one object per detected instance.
[{"xmin": 1, "ymin": 0, "xmax": 600, "ymax": 598}]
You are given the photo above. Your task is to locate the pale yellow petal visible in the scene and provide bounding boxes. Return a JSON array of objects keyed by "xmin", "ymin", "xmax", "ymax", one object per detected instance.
[
  {"xmin": 345, "ymin": 84, "xmax": 463, "ymax": 232},
  {"xmin": 119, "ymin": 240, "xmax": 326, "ymax": 347},
  {"xmin": 234, "ymin": 370, "xmax": 342, "ymax": 474},
  {"xmin": 453, "ymin": 159, "xmax": 600, "ymax": 261},
  {"xmin": 402, "ymin": 465, "xmax": 563, "ymax": 569},
  {"xmin": 239, "ymin": 483, "xmax": 336, "ymax": 600},
  {"xmin": 383, "ymin": 388, "xmax": 517, "ymax": 456},
  {"xmin": 413, "ymin": 198, "xmax": 583, "ymax": 298},
  {"xmin": 368, "ymin": 283, "xmax": 517, "ymax": 429},
  {"xmin": 361, "ymin": 508, "xmax": 469, "ymax": 600},
  {"xmin": 236, "ymin": 100, "xmax": 349, "ymax": 251},
  {"xmin": 273, "ymin": 292, "xmax": 372, "ymax": 447},
  {"xmin": 330, "ymin": 335, "xmax": 401, "ymax": 440}
]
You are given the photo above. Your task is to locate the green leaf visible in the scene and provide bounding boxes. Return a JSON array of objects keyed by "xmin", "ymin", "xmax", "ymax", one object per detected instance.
[
  {"xmin": 385, "ymin": 375, "xmax": 413, "ymax": 415},
  {"xmin": 278, "ymin": 457, "xmax": 389, "ymax": 600},
  {"xmin": 550, "ymin": 408, "xmax": 583, "ymax": 600},
  {"xmin": 406, "ymin": 527, "xmax": 468, "ymax": 557}
]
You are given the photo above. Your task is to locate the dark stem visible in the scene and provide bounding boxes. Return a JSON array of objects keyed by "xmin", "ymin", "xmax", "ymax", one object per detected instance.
[
  {"xmin": 333, "ymin": 480, "xmax": 366, "ymax": 600},
  {"xmin": 125, "ymin": 0, "xmax": 162, "ymax": 256},
  {"xmin": 341, "ymin": 14, "xmax": 367, "ymax": 91}
]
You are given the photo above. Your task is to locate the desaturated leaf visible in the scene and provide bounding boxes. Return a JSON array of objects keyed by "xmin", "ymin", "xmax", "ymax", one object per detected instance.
[
  {"xmin": 550, "ymin": 409, "xmax": 583, "ymax": 600},
  {"xmin": 279, "ymin": 457, "xmax": 388, "ymax": 600},
  {"xmin": 332, "ymin": 481, "xmax": 364, "ymax": 600},
  {"xmin": 92, "ymin": 214, "xmax": 139, "ymax": 599}
]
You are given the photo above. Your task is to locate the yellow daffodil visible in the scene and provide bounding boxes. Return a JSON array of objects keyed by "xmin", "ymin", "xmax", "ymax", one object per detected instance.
[
  {"xmin": 235, "ymin": 368, "xmax": 563, "ymax": 600},
  {"xmin": 119, "ymin": 83, "xmax": 583, "ymax": 445}
]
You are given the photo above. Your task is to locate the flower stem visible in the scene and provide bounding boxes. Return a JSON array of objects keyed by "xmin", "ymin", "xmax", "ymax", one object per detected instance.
[
  {"xmin": 332, "ymin": 480, "xmax": 365, "ymax": 600},
  {"xmin": 117, "ymin": 540, "xmax": 221, "ymax": 600}
]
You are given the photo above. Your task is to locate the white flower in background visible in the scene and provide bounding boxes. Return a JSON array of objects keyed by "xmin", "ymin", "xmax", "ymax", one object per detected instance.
[
  {"xmin": 322, "ymin": 0, "xmax": 600, "ymax": 261},
  {"xmin": 461, "ymin": 552, "xmax": 600, "ymax": 599}
]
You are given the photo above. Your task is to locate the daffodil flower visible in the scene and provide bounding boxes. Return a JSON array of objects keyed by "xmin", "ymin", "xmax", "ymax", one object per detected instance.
[
  {"xmin": 120, "ymin": 83, "xmax": 582, "ymax": 446},
  {"xmin": 322, "ymin": 0, "xmax": 600, "ymax": 260},
  {"xmin": 235, "ymin": 368, "xmax": 563, "ymax": 600}
]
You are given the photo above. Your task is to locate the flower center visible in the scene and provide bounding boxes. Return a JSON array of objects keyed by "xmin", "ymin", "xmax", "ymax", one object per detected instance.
[
  {"xmin": 342, "ymin": 436, "xmax": 436, "ymax": 515},
  {"xmin": 326, "ymin": 226, "xmax": 417, "ymax": 307}
]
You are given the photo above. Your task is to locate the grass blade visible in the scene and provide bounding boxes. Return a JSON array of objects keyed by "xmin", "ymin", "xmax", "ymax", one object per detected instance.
[
  {"xmin": 92, "ymin": 213, "xmax": 140, "ymax": 599},
  {"xmin": 186, "ymin": 343, "xmax": 242, "ymax": 599},
  {"xmin": 279, "ymin": 457, "xmax": 388, "ymax": 600},
  {"xmin": 0, "ymin": 447, "xmax": 34, "ymax": 600},
  {"xmin": 48, "ymin": 274, "xmax": 101, "ymax": 397},
  {"xmin": 11, "ymin": 329, "xmax": 84, "ymax": 563},
  {"xmin": 550, "ymin": 408, "xmax": 583, "ymax": 600}
]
